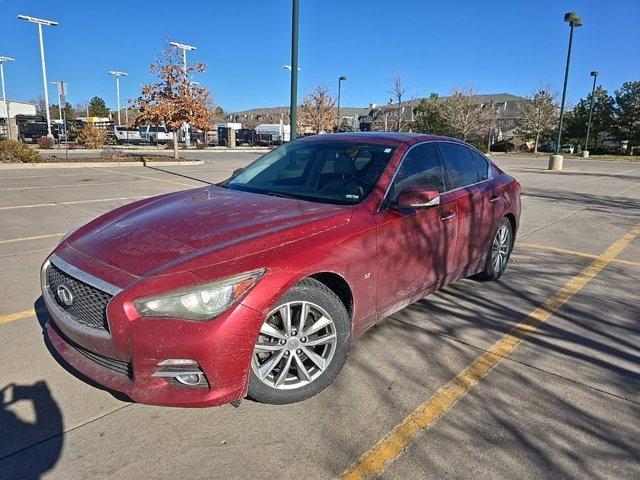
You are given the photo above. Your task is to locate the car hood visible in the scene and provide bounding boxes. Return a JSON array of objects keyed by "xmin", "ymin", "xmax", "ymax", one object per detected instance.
[{"xmin": 67, "ymin": 186, "xmax": 352, "ymax": 278}]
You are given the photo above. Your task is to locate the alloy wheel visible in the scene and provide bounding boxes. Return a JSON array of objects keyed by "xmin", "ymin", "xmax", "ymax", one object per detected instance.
[
  {"xmin": 251, "ymin": 301, "xmax": 337, "ymax": 390},
  {"xmin": 491, "ymin": 225, "xmax": 511, "ymax": 273}
]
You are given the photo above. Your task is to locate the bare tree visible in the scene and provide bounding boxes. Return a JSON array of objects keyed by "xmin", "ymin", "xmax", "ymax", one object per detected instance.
[
  {"xmin": 388, "ymin": 71, "xmax": 407, "ymax": 131},
  {"xmin": 133, "ymin": 46, "xmax": 214, "ymax": 158},
  {"xmin": 30, "ymin": 96, "xmax": 46, "ymax": 117},
  {"xmin": 299, "ymin": 84, "xmax": 336, "ymax": 134},
  {"xmin": 439, "ymin": 86, "xmax": 496, "ymax": 141},
  {"xmin": 517, "ymin": 84, "xmax": 558, "ymax": 153}
]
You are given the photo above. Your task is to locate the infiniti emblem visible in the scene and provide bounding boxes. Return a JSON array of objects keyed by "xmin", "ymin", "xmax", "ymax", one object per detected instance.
[{"xmin": 56, "ymin": 284, "xmax": 74, "ymax": 306}]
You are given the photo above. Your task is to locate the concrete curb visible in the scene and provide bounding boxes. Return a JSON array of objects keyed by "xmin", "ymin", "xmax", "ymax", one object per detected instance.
[{"xmin": 0, "ymin": 160, "xmax": 204, "ymax": 169}]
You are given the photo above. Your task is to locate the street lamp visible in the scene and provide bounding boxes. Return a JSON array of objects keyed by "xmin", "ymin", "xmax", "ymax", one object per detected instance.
[
  {"xmin": 583, "ymin": 70, "xmax": 599, "ymax": 158},
  {"xmin": 549, "ymin": 11, "xmax": 582, "ymax": 170},
  {"xmin": 0, "ymin": 56, "xmax": 15, "ymax": 140},
  {"xmin": 50, "ymin": 81, "xmax": 65, "ymax": 122},
  {"xmin": 337, "ymin": 75, "xmax": 347, "ymax": 131},
  {"xmin": 282, "ymin": 65, "xmax": 301, "ymax": 71},
  {"xmin": 18, "ymin": 14, "xmax": 58, "ymax": 139},
  {"xmin": 289, "ymin": 0, "xmax": 300, "ymax": 140},
  {"xmin": 170, "ymin": 41, "xmax": 196, "ymax": 147},
  {"xmin": 108, "ymin": 71, "xmax": 128, "ymax": 125}
]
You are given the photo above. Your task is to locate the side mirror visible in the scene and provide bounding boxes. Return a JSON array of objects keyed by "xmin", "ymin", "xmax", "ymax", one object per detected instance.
[{"xmin": 394, "ymin": 186, "xmax": 440, "ymax": 209}]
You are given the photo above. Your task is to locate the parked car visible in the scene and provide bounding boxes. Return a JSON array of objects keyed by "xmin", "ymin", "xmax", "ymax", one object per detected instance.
[
  {"xmin": 560, "ymin": 144, "xmax": 574, "ymax": 154},
  {"xmin": 40, "ymin": 133, "xmax": 521, "ymax": 407},
  {"xmin": 113, "ymin": 126, "xmax": 143, "ymax": 145},
  {"xmin": 139, "ymin": 125, "xmax": 174, "ymax": 145}
]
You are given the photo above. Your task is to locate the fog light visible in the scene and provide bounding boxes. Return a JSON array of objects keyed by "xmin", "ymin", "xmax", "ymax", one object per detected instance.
[{"xmin": 152, "ymin": 359, "xmax": 209, "ymax": 388}]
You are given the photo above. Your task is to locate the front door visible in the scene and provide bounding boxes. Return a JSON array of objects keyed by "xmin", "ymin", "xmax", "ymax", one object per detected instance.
[{"xmin": 374, "ymin": 142, "xmax": 458, "ymax": 316}]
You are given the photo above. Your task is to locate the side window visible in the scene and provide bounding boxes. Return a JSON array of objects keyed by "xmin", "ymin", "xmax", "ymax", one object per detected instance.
[
  {"xmin": 471, "ymin": 151, "xmax": 491, "ymax": 181},
  {"xmin": 390, "ymin": 143, "xmax": 445, "ymax": 201},
  {"xmin": 438, "ymin": 142, "xmax": 480, "ymax": 189}
]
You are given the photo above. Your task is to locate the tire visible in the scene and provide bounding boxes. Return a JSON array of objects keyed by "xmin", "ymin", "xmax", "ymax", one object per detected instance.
[
  {"xmin": 476, "ymin": 217, "xmax": 513, "ymax": 281},
  {"xmin": 247, "ymin": 278, "xmax": 351, "ymax": 404}
]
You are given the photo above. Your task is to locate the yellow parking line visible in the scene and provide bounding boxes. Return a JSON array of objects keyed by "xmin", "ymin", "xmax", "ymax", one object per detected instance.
[
  {"xmin": 0, "ymin": 233, "xmax": 64, "ymax": 245},
  {"xmin": 517, "ymin": 242, "xmax": 640, "ymax": 269},
  {"xmin": 341, "ymin": 223, "xmax": 640, "ymax": 480},
  {"xmin": 0, "ymin": 309, "xmax": 35, "ymax": 325}
]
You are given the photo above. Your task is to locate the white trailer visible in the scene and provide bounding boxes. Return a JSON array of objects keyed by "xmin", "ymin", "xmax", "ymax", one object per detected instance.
[{"xmin": 255, "ymin": 123, "xmax": 290, "ymax": 145}]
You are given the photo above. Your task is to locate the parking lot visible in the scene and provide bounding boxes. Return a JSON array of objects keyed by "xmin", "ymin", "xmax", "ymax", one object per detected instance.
[{"xmin": 0, "ymin": 153, "xmax": 638, "ymax": 479}]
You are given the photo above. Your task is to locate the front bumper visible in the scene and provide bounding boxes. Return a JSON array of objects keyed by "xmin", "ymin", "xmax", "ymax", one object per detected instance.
[{"xmin": 42, "ymin": 256, "xmax": 266, "ymax": 408}]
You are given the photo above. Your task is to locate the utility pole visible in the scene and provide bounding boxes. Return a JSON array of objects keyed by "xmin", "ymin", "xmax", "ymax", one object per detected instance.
[
  {"xmin": 290, "ymin": 0, "xmax": 300, "ymax": 140},
  {"xmin": 18, "ymin": 15, "xmax": 58, "ymax": 139},
  {"xmin": 108, "ymin": 71, "xmax": 128, "ymax": 125},
  {"xmin": 170, "ymin": 41, "xmax": 196, "ymax": 148},
  {"xmin": 337, "ymin": 75, "xmax": 347, "ymax": 131},
  {"xmin": 0, "ymin": 56, "xmax": 15, "ymax": 140},
  {"xmin": 549, "ymin": 11, "xmax": 582, "ymax": 171},
  {"xmin": 583, "ymin": 70, "xmax": 599, "ymax": 158}
]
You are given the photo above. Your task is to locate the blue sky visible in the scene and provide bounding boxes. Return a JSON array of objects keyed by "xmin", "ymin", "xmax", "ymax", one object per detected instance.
[{"xmin": 1, "ymin": 0, "xmax": 638, "ymax": 112}]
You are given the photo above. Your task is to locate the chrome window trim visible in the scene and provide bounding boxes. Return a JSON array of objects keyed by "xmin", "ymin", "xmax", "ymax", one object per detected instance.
[
  {"xmin": 380, "ymin": 139, "xmax": 496, "ymax": 211},
  {"xmin": 41, "ymin": 255, "xmax": 122, "ymax": 339}
]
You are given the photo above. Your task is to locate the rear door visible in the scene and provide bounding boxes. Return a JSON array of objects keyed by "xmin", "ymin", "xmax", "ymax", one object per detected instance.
[
  {"xmin": 374, "ymin": 142, "xmax": 458, "ymax": 315},
  {"xmin": 436, "ymin": 141, "xmax": 486, "ymax": 273}
]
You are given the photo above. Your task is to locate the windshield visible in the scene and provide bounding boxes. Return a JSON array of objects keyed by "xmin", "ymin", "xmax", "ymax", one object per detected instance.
[{"xmin": 227, "ymin": 140, "xmax": 397, "ymax": 205}]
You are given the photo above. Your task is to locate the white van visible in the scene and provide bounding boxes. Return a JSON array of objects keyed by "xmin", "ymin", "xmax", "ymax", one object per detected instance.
[
  {"xmin": 255, "ymin": 124, "xmax": 291, "ymax": 145},
  {"xmin": 114, "ymin": 126, "xmax": 142, "ymax": 144},
  {"xmin": 139, "ymin": 125, "xmax": 174, "ymax": 144}
]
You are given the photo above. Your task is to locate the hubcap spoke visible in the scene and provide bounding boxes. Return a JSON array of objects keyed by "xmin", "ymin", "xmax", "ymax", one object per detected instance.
[
  {"xmin": 274, "ymin": 354, "xmax": 293, "ymax": 387},
  {"xmin": 279, "ymin": 304, "xmax": 292, "ymax": 335},
  {"xmin": 293, "ymin": 352, "xmax": 312, "ymax": 382},
  {"xmin": 299, "ymin": 301, "xmax": 310, "ymax": 333},
  {"xmin": 304, "ymin": 332, "xmax": 336, "ymax": 347},
  {"xmin": 258, "ymin": 349, "xmax": 286, "ymax": 379},
  {"xmin": 254, "ymin": 342, "xmax": 285, "ymax": 352},
  {"xmin": 302, "ymin": 346, "xmax": 326, "ymax": 371},
  {"xmin": 260, "ymin": 323, "xmax": 286, "ymax": 340},
  {"xmin": 303, "ymin": 315, "xmax": 331, "ymax": 337}
]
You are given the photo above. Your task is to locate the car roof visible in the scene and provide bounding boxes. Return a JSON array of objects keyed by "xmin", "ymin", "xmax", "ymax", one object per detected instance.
[{"xmin": 296, "ymin": 131, "xmax": 466, "ymax": 147}]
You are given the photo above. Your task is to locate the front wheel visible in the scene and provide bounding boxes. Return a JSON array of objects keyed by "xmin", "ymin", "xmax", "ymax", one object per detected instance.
[
  {"xmin": 248, "ymin": 278, "xmax": 350, "ymax": 404},
  {"xmin": 477, "ymin": 217, "xmax": 513, "ymax": 281}
]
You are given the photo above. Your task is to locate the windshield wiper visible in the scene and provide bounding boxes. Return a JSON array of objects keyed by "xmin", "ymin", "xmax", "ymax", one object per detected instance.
[{"xmin": 261, "ymin": 191, "xmax": 298, "ymax": 200}]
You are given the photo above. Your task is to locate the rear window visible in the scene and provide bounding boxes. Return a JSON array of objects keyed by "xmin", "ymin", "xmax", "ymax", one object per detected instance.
[{"xmin": 471, "ymin": 151, "xmax": 491, "ymax": 181}]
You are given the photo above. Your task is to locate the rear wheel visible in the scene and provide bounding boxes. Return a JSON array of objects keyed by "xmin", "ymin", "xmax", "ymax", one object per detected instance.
[
  {"xmin": 248, "ymin": 278, "xmax": 350, "ymax": 404},
  {"xmin": 477, "ymin": 217, "xmax": 513, "ymax": 281}
]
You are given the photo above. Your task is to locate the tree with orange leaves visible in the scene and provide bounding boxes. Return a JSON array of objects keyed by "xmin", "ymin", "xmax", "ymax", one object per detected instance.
[{"xmin": 133, "ymin": 46, "xmax": 214, "ymax": 158}]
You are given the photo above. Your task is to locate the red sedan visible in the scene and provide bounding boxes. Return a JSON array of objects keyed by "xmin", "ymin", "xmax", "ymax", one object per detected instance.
[{"xmin": 41, "ymin": 133, "xmax": 521, "ymax": 407}]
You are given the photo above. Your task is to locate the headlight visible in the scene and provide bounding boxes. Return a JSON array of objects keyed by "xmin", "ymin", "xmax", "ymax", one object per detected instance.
[{"xmin": 134, "ymin": 269, "xmax": 265, "ymax": 321}]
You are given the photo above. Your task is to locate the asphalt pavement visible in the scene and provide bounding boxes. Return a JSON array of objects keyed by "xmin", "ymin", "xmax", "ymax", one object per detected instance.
[{"xmin": 0, "ymin": 154, "xmax": 638, "ymax": 479}]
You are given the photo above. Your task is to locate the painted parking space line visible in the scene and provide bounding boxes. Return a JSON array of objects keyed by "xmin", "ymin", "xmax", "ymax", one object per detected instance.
[
  {"xmin": 517, "ymin": 242, "xmax": 640, "ymax": 269},
  {"xmin": 0, "ymin": 309, "xmax": 34, "ymax": 326},
  {"xmin": 0, "ymin": 196, "xmax": 147, "ymax": 211},
  {"xmin": 0, "ymin": 179, "xmax": 157, "ymax": 192},
  {"xmin": 0, "ymin": 233, "xmax": 64, "ymax": 245},
  {"xmin": 341, "ymin": 223, "xmax": 640, "ymax": 480},
  {"xmin": 585, "ymin": 166, "xmax": 638, "ymax": 182},
  {"xmin": 90, "ymin": 166, "xmax": 200, "ymax": 188}
]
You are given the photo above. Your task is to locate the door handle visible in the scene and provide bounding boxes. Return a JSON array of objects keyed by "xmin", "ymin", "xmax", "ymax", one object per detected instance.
[
  {"xmin": 490, "ymin": 196, "xmax": 501, "ymax": 203},
  {"xmin": 440, "ymin": 212, "xmax": 457, "ymax": 221}
]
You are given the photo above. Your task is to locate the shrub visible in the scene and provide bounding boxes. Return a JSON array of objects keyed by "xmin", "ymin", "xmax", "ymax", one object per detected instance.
[
  {"xmin": 36, "ymin": 136, "xmax": 55, "ymax": 149},
  {"xmin": 76, "ymin": 124, "xmax": 107, "ymax": 149},
  {"xmin": 0, "ymin": 139, "xmax": 41, "ymax": 163}
]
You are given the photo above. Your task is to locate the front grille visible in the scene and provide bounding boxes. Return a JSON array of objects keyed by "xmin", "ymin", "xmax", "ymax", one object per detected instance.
[
  {"xmin": 47, "ymin": 263, "xmax": 112, "ymax": 332},
  {"xmin": 73, "ymin": 341, "xmax": 132, "ymax": 378},
  {"xmin": 57, "ymin": 327, "xmax": 132, "ymax": 378}
]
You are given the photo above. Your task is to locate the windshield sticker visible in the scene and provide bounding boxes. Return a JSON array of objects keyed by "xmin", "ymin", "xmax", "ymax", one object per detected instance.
[{"xmin": 384, "ymin": 148, "xmax": 392, "ymax": 153}]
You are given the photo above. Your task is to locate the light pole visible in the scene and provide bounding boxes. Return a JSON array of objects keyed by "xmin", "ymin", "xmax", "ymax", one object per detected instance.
[
  {"xmin": 18, "ymin": 15, "xmax": 58, "ymax": 139},
  {"xmin": 108, "ymin": 71, "xmax": 128, "ymax": 125},
  {"xmin": 0, "ymin": 56, "xmax": 14, "ymax": 140},
  {"xmin": 549, "ymin": 11, "xmax": 582, "ymax": 170},
  {"xmin": 290, "ymin": 0, "xmax": 300, "ymax": 140},
  {"xmin": 50, "ymin": 81, "xmax": 64, "ymax": 122},
  {"xmin": 337, "ymin": 75, "xmax": 347, "ymax": 131},
  {"xmin": 169, "ymin": 41, "xmax": 196, "ymax": 147},
  {"xmin": 583, "ymin": 70, "xmax": 599, "ymax": 158}
]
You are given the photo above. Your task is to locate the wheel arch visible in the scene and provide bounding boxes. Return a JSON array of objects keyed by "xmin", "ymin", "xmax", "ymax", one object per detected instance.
[
  {"xmin": 504, "ymin": 212, "xmax": 517, "ymax": 244},
  {"xmin": 307, "ymin": 272, "xmax": 353, "ymax": 321}
]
